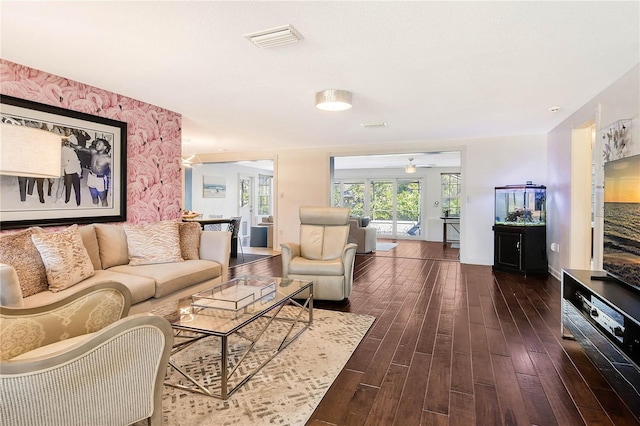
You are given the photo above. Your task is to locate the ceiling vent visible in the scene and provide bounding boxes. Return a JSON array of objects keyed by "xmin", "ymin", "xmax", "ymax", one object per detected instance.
[
  {"xmin": 245, "ymin": 25, "xmax": 303, "ymax": 48},
  {"xmin": 360, "ymin": 121, "xmax": 388, "ymax": 128}
]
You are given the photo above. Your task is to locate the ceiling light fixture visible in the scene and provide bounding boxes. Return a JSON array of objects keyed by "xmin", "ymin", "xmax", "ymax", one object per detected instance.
[
  {"xmin": 549, "ymin": 106, "xmax": 561, "ymax": 112},
  {"xmin": 405, "ymin": 158, "xmax": 416, "ymax": 174},
  {"xmin": 244, "ymin": 25, "xmax": 303, "ymax": 48},
  {"xmin": 315, "ymin": 89, "xmax": 352, "ymax": 112},
  {"xmin": 181, "ymin": 141, "xmax": 202, "ymax": 168}
]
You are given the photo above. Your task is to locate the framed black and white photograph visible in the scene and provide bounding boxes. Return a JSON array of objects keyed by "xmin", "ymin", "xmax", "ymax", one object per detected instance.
[{"xmin": 0, "ymin": 95, "xmax": 127, "ymax": 229}]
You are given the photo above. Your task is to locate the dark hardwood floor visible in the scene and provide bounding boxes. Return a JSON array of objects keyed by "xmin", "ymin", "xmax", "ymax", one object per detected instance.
[{"xmin": 229, "ymin": 240, "xmax": 640, "ymax": 425}]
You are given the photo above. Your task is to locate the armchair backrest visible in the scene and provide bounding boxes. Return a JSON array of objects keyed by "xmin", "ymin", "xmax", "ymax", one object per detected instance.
[{"xmin": 299, "ymin": 206, "xmax": 350, "ymax": 260}]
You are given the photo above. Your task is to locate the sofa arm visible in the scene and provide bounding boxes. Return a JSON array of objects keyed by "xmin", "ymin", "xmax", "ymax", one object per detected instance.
[
  {"xmin": 342, "ymin": 243, "xmax": 358, "ymax": 295},
  {"xmin": 0, "ymin": 282, "xmax": 131, "ymax": 360},
  {"xmin": 0, "ymin": 263, "xmax": 23, "ymax": 308},
  {"xmin": 199, "ymin": 231, "xmax": 231, "ymax": 282},
  {"xmin": 279, "ymin": 242, "xmax": 300, "ymax": 277}
]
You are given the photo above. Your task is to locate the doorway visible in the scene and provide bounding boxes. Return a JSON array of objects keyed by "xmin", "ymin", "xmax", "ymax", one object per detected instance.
[
  {"xmin": 238, "ymin": 174, "xmax": 253, "ymax": 247},
  {"xmin": 331, "ymin": 152, "xmax": 461, "ymax": 243}
]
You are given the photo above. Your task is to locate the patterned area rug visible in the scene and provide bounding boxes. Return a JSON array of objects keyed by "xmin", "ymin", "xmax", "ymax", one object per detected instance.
[{"xmin": 138, "ymin": 308, "xmax": 374, "ymax": 426}]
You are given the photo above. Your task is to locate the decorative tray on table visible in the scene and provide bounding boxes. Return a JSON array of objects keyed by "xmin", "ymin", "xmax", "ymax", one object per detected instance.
[{"xmin": 191, "ymin": 278, "xmax": 277, "ymax": 312}]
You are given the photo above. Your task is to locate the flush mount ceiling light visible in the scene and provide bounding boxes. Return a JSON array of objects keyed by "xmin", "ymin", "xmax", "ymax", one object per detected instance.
[
  {"xmin": 405, "ymin": 158, "xmax": 417, "ymax": 174},
  {"xmin": 315, "ymin": 89, "xmax": 352, "ymax": 112},
  {"xmin": 244, "ymin": 25, "xmax": 303, "ymax": 48}
]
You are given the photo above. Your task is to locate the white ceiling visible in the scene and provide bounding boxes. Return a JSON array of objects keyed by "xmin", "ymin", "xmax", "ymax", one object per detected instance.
[{"xmin": 1, "ymin": 1, "xmax": 639, "ymax": 160}]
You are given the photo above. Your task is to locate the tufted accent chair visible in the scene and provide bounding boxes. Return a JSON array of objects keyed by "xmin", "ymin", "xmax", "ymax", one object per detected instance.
[
  {"xmin": 0, "ymin": 282, "xmax": 173, "ymax": 426},
  {"xmin": 280, "ymin": 206, "xmax": 357, "ymax": 301}
]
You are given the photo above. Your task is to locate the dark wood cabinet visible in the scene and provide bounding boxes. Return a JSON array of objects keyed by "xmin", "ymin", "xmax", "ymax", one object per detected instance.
[
  {"xmin": 561, "ymin": 269, "xmax": 640, "ymax": 380},
  {"xmin": 492, "ymin": 225, "xmax": 547, "ymax": 275}
]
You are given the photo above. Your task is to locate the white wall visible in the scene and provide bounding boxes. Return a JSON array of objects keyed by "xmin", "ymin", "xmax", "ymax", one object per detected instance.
[
  {"xmin": 547, "ymin": 64, "xmax": 639, "ymax": 278},
  {"xmin": 463, "ymin": 135, "xmax": 547, "ymax": 265}
]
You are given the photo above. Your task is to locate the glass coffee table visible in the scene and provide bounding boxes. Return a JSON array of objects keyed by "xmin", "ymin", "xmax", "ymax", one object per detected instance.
[{"xmin": 151, "ymin": 275, "xmax": 313, "ymax": 399}]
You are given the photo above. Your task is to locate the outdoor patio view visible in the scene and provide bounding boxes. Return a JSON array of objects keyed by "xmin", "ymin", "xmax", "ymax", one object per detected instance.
[{"xmin": 333, "ymin": 173, "xmax": 461, "ymax": 239}]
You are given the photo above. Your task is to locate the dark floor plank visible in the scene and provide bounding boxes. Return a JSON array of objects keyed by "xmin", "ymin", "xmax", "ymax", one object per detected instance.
[
  {"xmin": 474, "ymin": 383, "xmax": 502, "ymax": 426},
  {"xmin": 311, "ymin": 369, "xmax": 363, "ymax": 424},
  {"xmin": 491, "ymin": 353, "xmax": 531, "ymax": 426},
  {"xmin": 424, "ymin": 333, "xmax": 453, "ymax": 414},
  {"xmin": 394, "ymin": 352, "xmax": 431, "ymax": 425},
  {"xmin": 449, "ymin": 391, "xmax": 475, "ymax": 426},
  {"xmin": 528, "ymin": 351, "xmax": 586, "ymax": 425},
  {"xmin": 363, "ymin": 363, "xmax": 408, "ymax": 426},
  {"xmin": 516, "ymin": 373, "xmax": 559, "ymax": 426}
]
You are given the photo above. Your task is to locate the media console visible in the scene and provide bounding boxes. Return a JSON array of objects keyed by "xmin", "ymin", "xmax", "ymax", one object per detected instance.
[
  {"xmin": 562, "ymin": 269, "xmax": 640, "ymax": 365},
  {"xmin": 561, "ymin": 269, "xmax": 640, "ymax": 418}
]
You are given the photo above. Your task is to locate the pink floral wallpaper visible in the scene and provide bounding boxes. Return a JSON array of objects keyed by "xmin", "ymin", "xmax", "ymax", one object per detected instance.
[{"xmin": 0, "ymin": 60, "xmax": 183, "ymax": 226}]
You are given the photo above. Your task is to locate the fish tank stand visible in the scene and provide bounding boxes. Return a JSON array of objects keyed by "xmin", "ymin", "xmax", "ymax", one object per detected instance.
[{"xmin": 492, "ymin": 184, "xmax": 547, "ymax": 276}]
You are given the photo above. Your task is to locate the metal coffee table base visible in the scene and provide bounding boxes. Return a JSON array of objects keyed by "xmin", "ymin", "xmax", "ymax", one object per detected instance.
[{"xmin": 165, "ymin": 295, "xmax": 313, "ymax": 400}]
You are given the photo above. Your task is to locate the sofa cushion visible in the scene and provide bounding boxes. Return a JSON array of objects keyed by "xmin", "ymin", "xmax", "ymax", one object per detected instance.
[
  {"xmin": 179, "ymin": 222, "xmax": 201, "ymax": 260},
  {"xmin": 289, "ymin": 257, "xmax": 344, "ymax": 276},
  {"xmin": 0, "ymin": 227, "xmax": 48, "ymax": 297},
  {"xmin": 123, "ymin": 220, "xmax": 184, "ymax": 266},
  {"xmin": 94, "ymin": 224, "xmax": 129, "ymax": 269},
  {"xmin": 78, "ymin": 224, "xmax": 102, "ymax": 270},
  {"xmin": 31, "ymin": 225, "xmax": 95, "ymax": 292},
  {"xmin": 109, "ymin": 260, "xmax": 221, "ymax": 299},
  {"xmin": 21, "ymin": 270, "xmax": 156, "ymax": 307}
]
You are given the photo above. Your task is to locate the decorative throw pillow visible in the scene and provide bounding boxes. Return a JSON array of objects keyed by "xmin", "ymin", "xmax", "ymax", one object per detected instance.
[
  {"xmin": 179, "ymin": 222, "xmax": 201, "ymax": 260},
  {"xmin": 94, "ymin": 224, "xmax": 129, "ymax": 269},
  {"xmin": 123, "ymin": 220, "xmax": 184, "ymax": 266},
  {"xmin": 31, "ymin": 225, "xmax": 95, "ymax": 293},
  {"xmin": 0, "ymin": 227, "xmax": 48, "ymax": 297}
]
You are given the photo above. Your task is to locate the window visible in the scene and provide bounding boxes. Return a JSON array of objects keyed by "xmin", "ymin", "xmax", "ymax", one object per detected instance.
[
  {"xmin": 441, "ymin": 173, "xmax": 461, "ymax": 217},
  {"xmin": 257, "ymin": 175, "xmax": 272, "ymax": 215}
]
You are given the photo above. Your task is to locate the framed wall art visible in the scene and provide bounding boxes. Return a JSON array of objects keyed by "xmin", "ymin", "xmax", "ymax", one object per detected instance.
[
  {"xmin": 203, "ymin": 175, "xmax": 226, "ymax": 198},
  {"xmin": 0, "ymin": 95, "xmax": 127, "ymax": 229}
]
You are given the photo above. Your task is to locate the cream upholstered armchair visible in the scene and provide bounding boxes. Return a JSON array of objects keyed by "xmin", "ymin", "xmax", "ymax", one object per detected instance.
[
  {"xmin": 0, "ymin": 282, "xmax": 173, "ymax": 426},
  {"xmin": 280, "ymin": 206, "xmax": 357, "ymax": 301}
]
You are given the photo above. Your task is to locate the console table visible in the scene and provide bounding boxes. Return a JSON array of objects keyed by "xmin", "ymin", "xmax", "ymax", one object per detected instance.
[{"xmin": 440, "ymin": 216, "xmax": 460, "ymax": 246}]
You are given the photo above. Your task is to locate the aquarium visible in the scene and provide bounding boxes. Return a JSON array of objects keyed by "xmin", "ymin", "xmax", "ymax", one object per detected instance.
[{"xmin": 495, "ymin": 184, "xmax": 546, "ymax": 226}]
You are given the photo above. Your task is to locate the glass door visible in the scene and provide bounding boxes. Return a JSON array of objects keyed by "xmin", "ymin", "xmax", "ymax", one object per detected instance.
[
  {"xmin": 397, "ymin": 178, "xmax": 421, "ymax": 237},
  {"xmin": 369, "ymin": 180, "xmax": 394, "ymax": 236}
]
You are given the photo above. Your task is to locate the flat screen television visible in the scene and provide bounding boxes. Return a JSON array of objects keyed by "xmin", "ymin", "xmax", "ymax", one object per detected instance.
[{"xmin": 602, "ymin": 153, "xmax": 640, "ymax": 291}]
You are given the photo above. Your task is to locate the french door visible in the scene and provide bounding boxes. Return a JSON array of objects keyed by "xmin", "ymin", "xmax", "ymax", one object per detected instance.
[{"xmin": 333, "ymin": 178, "xmax": 422, "ymax": 239}]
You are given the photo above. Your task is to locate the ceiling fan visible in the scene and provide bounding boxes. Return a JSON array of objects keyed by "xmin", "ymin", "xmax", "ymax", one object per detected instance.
[
  {"xmin": 181, "ymin": 142, "xmax": 202, "ymax": 168},
  {"xmin": 404, "ymin": 158, "xmax": 435, "ymax": 173}
]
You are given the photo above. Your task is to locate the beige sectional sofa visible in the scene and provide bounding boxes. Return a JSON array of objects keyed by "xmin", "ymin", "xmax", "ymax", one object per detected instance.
[{"xmin": 0, "ymin": 221, "xmax": 231, "ymax": 315}]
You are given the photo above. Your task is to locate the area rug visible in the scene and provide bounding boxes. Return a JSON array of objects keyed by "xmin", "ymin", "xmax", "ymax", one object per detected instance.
[
  {"xmin": 137, "ymin": 308, "xmax": 374, "ymax": 426},
  {"xmin": 376, "ymin": 242, "xmax": 398, "ymax": 251}
]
